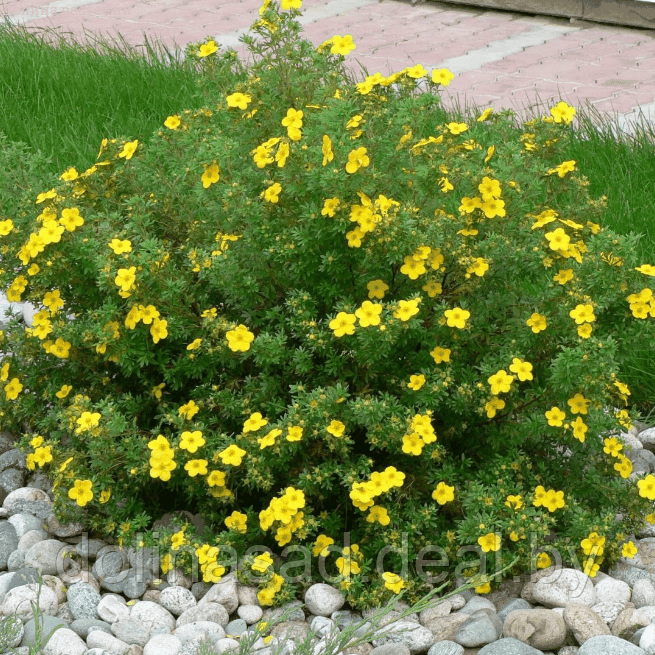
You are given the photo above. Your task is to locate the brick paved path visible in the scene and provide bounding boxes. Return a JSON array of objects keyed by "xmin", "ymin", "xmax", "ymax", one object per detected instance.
[{"xmin": 1, "ymin": 0, "xmax": 655, "ymax": 138}]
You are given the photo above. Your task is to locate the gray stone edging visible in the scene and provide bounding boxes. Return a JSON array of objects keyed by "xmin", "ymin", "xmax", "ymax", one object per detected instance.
[{"xmin": 411, "ymin": 0, "xmax": 655, "ymax": 31}]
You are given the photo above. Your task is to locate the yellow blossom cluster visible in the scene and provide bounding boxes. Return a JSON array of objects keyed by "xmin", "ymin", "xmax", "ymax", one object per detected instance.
[{"xmin": 259, "ymin": 486, "xmax": 306, "ymax": 546}]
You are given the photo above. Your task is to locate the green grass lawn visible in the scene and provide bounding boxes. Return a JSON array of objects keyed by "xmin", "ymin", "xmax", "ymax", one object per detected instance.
[{"xmin": 1, "ymin": 17, "xmax": 655, "ymax": 424}]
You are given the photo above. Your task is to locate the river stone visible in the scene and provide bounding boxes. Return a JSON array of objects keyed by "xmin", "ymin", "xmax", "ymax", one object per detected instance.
[
  {"xmin": 633, "ymin": 578, "xmax": 655, "ymax": 608},
  {"xmin": 21, "ymin": 614, "xmax": 68, "ymax": 648},
  {"xmin": 498, "ymin": 599, "xmax": 532, "ymax": 624},
  {"xmin": 563, "ymin": 601, "xmax": 611, "ymax": 644},
  {"xmin": 70, "ymin": 618, "xmax": 113, "ymax": 639},
  {"xmin": 0, "ymin": 615, "xmax": 23, "ymax": 650},
  {"xmin": 304, "ymin": 583, "xmax": 346, "ymax": 617},
  {"xmin": 159, "ymin": 585, "xmax": 197, "ymax": 616},
  {"xmin": 111, "ymin": 617, "xmax": 151, "ymax": 647},
  {"xmin": 122, "ymin": 568, "xmax": 149, "ymax": 599},
  {"xmin": 1, "ymin": 583, "xmax": 58, "ymax": 621},
  {"xmin": 0, "ymin": 469, "xmax": 25, "ymax": 494},
  {"xmin": 455, "ymin": 611, "xmax": 502, "ymax": 648},
  {"xmin": 67, "ymin": 582, "xmax": 101, "ymax": 620},
  {"xmin": 578, "ymin": 634, "xmax": 647, "ymax": 654},
  {"xmin": 97, "ymin": 594, "xmax": 131, "ymax": 623},
  {"xmin": 594, "ymin": 576, "xmax": 631, "ymax": 605},
  {"xmin": 198, "ymin": 574, "xmax": 239, "ymax": 614},
  {"xmin": 176, "ymin": 600, "xmax": 230, "ymax": 627},
  {"xmin": 372, "ymin": 619, "xmax": 436, "ymax": 654},
  {"xmin": 419, "ymin": 601, "xmax": 452, "ymax": 625},
  {"xmin": 7, "ymin": 513, "xmax": 43, "ymax": 538},
  {"xmin": 425, "ymin": 643, "xmax": 463, "ymax": 655},
  {"xmin": 39, "ymin": 626, "xmax": 87, "ymax": 655},
  {"xmin": 0, "ymin": 521, "xmax": 18, "ymax": 569},
  {"xmin": 612, "ymin": 606, "xmax": 650, "ymax": 639},
  {"xmin": 502, "ymin": 609, "xmax": 567, "ymax": 650},
  {"xmin": 23, "ymin": 538, "xmax": 75, "ymax": 576},
  {"xmin": 238, "ymin": 604, "xmax": 263, "ymax": 624},
  {"xmin": 591, "ymin": 601, "xmax": 626, "ymax": 625},
  {"xmin": 2, "ymin": 487, "xmax": 52, "ymax": 518},
  {"xmin": 130, "ymin": 600, "xmax": 177, "ymax": 633},
  {"xmin": 477, "ymin": 637, "xmax": 545, "ymax": 654},
  {"xmin": 0, "ymin": 449, "xmax": 26, "ymax": 472},
  {"xmin": 423, "ymin": 613, "xmax": 471, "ymax": 642},
  {"xmin": 529, "ymin": 568, "xmax": 596, "ymax": 608}
]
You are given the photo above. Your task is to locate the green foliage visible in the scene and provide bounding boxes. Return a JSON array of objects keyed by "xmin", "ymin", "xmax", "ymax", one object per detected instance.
[{"xmin": 1, "ymin": 0, "xmax": 655, "ymax": 610}]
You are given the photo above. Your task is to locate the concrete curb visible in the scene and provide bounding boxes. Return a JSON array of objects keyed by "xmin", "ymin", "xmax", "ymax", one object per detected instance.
[{"xmin": 409, "ymin": 0, "xmax": 655, "ymax": 30}]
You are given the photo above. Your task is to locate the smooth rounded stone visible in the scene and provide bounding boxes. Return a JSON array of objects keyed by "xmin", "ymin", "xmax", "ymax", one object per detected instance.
[
  {"xmin": 130, "ymin": 600, "xmax": 177, "ymax": 633},
  {"xmin": 638, "ymin": 605, "xmax": 655, "ymax": 624},
  {"xmin": 0, "ymin": 468, "xmax": 25, "ymax": 494},
  {"xmin": 498, "ymin": 599, "xmax": 532, "ymax": 624},
  {"xmin": 7, "ymin": 549, "xmax": 25, "ymax": 571},
  {"xmin": 67, "ymin": 581, "xmax": 102, "ymax": 620},
  {"xmin": 419, "ymin": 601, "xmax": 452, "ymax": 626},
  {"xmin": 370, "ymin": 643, "xmax": 411, "ymax": 655},
  {"xmin": 502, "ymin": 608, "xmax": 567, "ymax": 650},
  {"xmin": 17, "ymin": 528, "xmax": 47, "ymax": 552},
  {"xmin": 529, "ymin": 568, "xmax": 596, "ymax": 608},
  {"xmin": 122, "ymin": 568, "xmax": 149, "ymax": 599},
  {"xmin": 168, "ymin": 569, "xmax": 193, "ymax": 589},
  {"xmin": 633, "ymin": 579, "xmax": 655, "ymax": 608},
  {"xmin": 477, "ymin": 637, "xmax": 551, "ymax": 654},
  {"xmin": 44, "ymin": 575, "xmax": 67, "ymax": 605},
  {"xmin": 198, "ymin": 574, "xmax": 239, "ymax": 614},
  {"xmin": 43, "ymin": 513, "xmax": 84, "ymax": 538},
  {"xmin": 461, "ymin": 596, "xmax": 495, "ymax": 615},
  {"xmin": 143, "ymin": 633, "xmax": 183, "ymax": 655},
  {"xmin": 613, "ymin": 607, "xmax": 651, "ymax": 640},
  {"xmin": 21, "ymin": 614, "xmax": 68, "ymax": 648},
  {"xmin": 305, "ymin": 583, "xmax": 346, "ymax": 617},
  {"xmin": 425, "ymin": 642, "xmax": 463, "ymax": 655},
  {"xmin": 1, "ymin": 582, "xmax": 58, "ymax": 621},
  {"xmin": 215, "ymin": 637, "xmax": 240, "ymax": 654},
  {"xmin": 270, "ymin": 620, "xmax": 312, "ymax": 645},
  {"xmin": 563, "ymin": 602, "xmax": 612, "ymax": 644},
  {"xmin": 237, "ymin": 585, "xmax": 259, "ymax": 606},
  {"xmin": 639, "ymin": 427, "xmax": 655, "ymax": 453},
  {"xmin": 0, "ymin": 449, "xmax": 27, "ymax": 472},
  {"xmin": 176, "ymin": 601, "xmax": 230, "ymax": 628},
  {"xmin": 309, "ymin": 616, "xmax": 337, "ymax": 640},
  {"xmin": 592, "ymin": 601, "xmax": 626, "ymax": 625},
  {"xmin": 70, "ymin": 617, "xmax": 113, "ymax": 639},
  {"xmin": 23, "ymin": 538, "xmax": 74, "ymax": 576},
  {"xmin": 56, "ymin": 601, "xmax": 75, "ymax": 625},
  {"xmin": 7, "ymin": 566, "xmax": 41, "ymax": 592},
  {"xmin": 97, "ymin": 594, "xmax": 131, "ymax": 623},
  {"xmin": 75, "ymin": 538, "xmax": 108, "ymax": 561},
  {"xmin": 111, "ymin": 617, "xmax": 151, "ymax": 647},
  {"xmin": 191, "ymin": 581, "xmax": 212, "ymax": 601},
  {"xmin": 174, "ymin": 620, "xmax": 226, "ymax": 644},
  {"xmin": 2, "ymin": 486, "xmax": 51, "ymax": 515},
  {"xmin": 263, "ymin": 600, "xmax": 305, "ymax": 624},
  {"xmin": 93, "ymin": 548, "xmax": 130, "ymax": 590},
  {"xmin": 60, "ymin": 568, "xmax": 101, "ymax": 592},
  {"xmin": 127, "ymin": 546, "xmax": 160, "ymax": 578},
  {"xmin": 238, "ymin": 604, "xmax": 263, "ymax": 625},
  {"xmin": 595, "ymin": 576, "xmax": 632, "ymax": 606},
  {"xmin": 609, "ymin": 562, "xmax": 655, "ymax": 587},
  {"xmin": 364, "ymin": 609, "xmax": 408, "ymax": 630},
  {"xmin": 0, "ymin": 521, "xmax": 18, "ymax": 568},
  {"xmin": 39, "ymin": 626, "xmax": 87, "ymax": 655},
  {"xmin": 226, "ymin": 618, "xmax": 248, "ymax": 637},
  {"xmin": 640, "ymin": 623, "xmax": 655, "ymax": 651},
  {"xmin": 0, "ymin": 615, "xmax": 23, "ymax": 650},
  {"xmin": 455, "ymin": 611, "xmax": 502, "ymax": 648},
  {"xmin": 578, "ymin": 634, "xmax": 647, "ymax": 654},
  {"xmin": 423, "ymin": 613, "xmax": 471, "ymax": 642},
  {"xmin": 372, "ymin": 618, "xmax": 436, "ymax": 655},
  {"xmin": 86, "ymin": 628, "xmax": 131, "ymax": 654},
  {"xmin": 159, "ymin": 585, "xmax": 197, "ymax": 616},
  {"xmin": 143, "ymin": 590, "xmax": 162, "ymax": 603}
]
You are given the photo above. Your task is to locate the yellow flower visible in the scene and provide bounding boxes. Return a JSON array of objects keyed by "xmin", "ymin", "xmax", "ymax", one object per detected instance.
[
  {"xmin": 367, "ymin": 279, "xmax": 389, "ymax": 299},
  {"xmin": 206, "ymin": 471, "xmax": 226, "ymax": 487},
  {"xmin": 185, "ymin": 459, "xmax": 208, "ymax": 477},
  {"xmin": 68, "ymin": 479, "xmax": 93, "ymax": 507},
  {"xmin": 326, "ymin": 420, "xmax": 345, "ymax": 437},
  {"xmin": 4, "ymin": 378, "xmax": 23, "ymax": 401},
  {"xmin": 430, "ymin": 346, "xmax": 451, "ymax": 364},
  {"xmin": 313, "ymin": 535, "xmax": 335, "ymax": 558},
  {"xmin": 475, "ymin": 581, "xmax": 491, "ymax": 594},
  {"xmin": 226, "ymin": 92, "xmax": 252, "ymax": 109},
  {"xmin": 505, "ymin": 495, "xmax": 523, "ymax": 510},
  {"xmin": 432, "ymin": 482, "xmax": 455, "ymax": 505},
  {"xmin": 218, "ymin": 444, "xmax": 247, "ymax": 466},
  {"xmin": 545, "ymin": 407, "xmax": 566, "ymax": 427},
  {"xmin": 569, "ymin": 304, "xmax": 596, "ymax": 324},
  {"xmin": 536, "ymin": 552, "xmax": 552, "ymax": 569},
  {"xmin": 252, "ymin": 552, "xmax": 274, "ymax": 573},
  {"xmin": 431, "ymin": 68, "xmax": 455, "ymax": 86},
  {"xmin": 258, "ymin": 428, "xmax": 282, "ymax": 449},
  {"xmin": 202, "ymin": 162, "xmax": 220, "ymax": 188},
  {"xmin": 543, "ymin": 489, "xmax": 565, "ymax": 512},
  {"xmin": 330, "ymin": 34, "xmax": 355, "ymax": 56},
  {"xmin": 226, "ymin": 325, "xmax": 255, "ymax": 352},
  {"xmin": 394, "ymin": 299, "xmax": 420, "ymax": 322},
  {"xmin": 345, "ymin": 147, "xmax": 369, "ymax": 174},
  {"xmin": 108, "ymin": 238, "xmax": 132, "ymax": 254},
  {"xmin": 198, "ymin": 40, "xmax": 218, "ymax": 58},
  {"xmin": 508, "ymin": 358, "xmax": 533, "ymax": 381},
  {"xmin": 286, "ymin": 426, "xmax": 303, "ymax": 442},
  {"xmin": 171, "ymin": 530, "xmax": 187, "ymax": 551},
  {"xmin": 179, "ymin": 430, "xmax": 205, "ymax": 453},
  {"xmin": 76, "ymin": 411, "xmax": 101, "ymax": 434},
  {"xmin": 603, "ymin": 437, "xmax": 623, "ymax": 457},
  {"xmin": 488, "ymin": 370, "xmax": 514, "ymax": 395},
  {"xmin": 244, "ymin": 412, "xmax": 268, "ymax": 432},
  {"xmin": 225, "ymin": 511, "xmax": 248, "ymax": 534},
  {"xmin": 408, "ymin": 374, "xmax": 426, "ymax": 391},
  {"xmin": 526, "ymin": 313, "xmax": 547, "ymax": 333},
  {"xmin": 355, "ymin": 301, "xmax": 382, "ymax": 327},
  {"xmin": 382, "ymin": 572, "xmax": 404, "ymax": 594},
  {"xmin": 444, "ymin": 307, "xmax": 470, "ymax": 329},
  {"xmin": 329, "ymin": 312, "xmax": 356, "ymax": 337},
  {"xmin": 478, "ymin": 533, "xmax": 501, "ymax": 553},
  {"xmin": 638, "ymin": 474, "xmax": 655, "ymax": 500},
  {"xmin": 178, "ymin": 400, "xmax": 200, "ymax": 420},
  {"xmin": 622, "ymin": 541, "xmax": 638, "ymax": 559},
  {"xmin": 262, "ymin": 182, "xmax": 282, "ymax": 203}
]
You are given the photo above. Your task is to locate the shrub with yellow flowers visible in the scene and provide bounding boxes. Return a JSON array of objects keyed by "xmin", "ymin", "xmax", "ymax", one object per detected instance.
[{"xmin": 2, "ymin": 0, "xmax": 655, "ymax": 609}]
